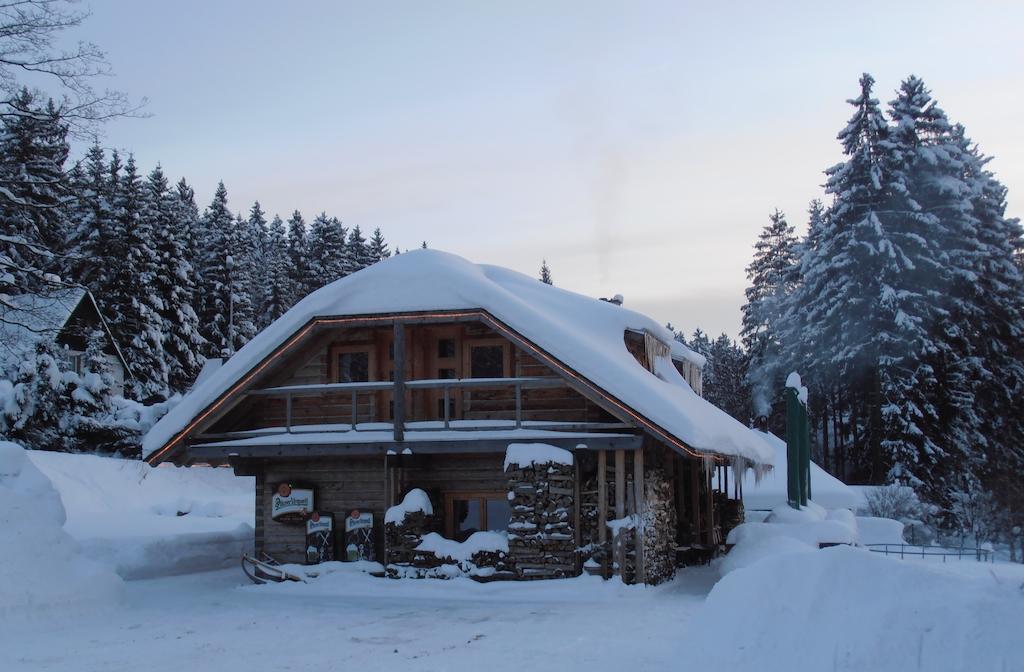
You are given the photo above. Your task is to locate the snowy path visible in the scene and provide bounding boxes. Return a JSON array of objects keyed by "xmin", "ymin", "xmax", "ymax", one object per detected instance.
[{"xmin": 3, "ymin": 567, "xmax": 716, "ymax": 672}]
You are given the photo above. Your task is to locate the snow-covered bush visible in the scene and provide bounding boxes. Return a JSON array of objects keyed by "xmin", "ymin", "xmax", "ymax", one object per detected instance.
[{"xmin": 863, "ymin": 484, "xmax": 933, "ymax": 544}]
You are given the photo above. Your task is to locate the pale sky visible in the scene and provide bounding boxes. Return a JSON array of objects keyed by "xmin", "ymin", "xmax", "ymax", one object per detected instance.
[{"xmin": 73, "ymin": 1, "xmax": 1023, "ymax": 338}]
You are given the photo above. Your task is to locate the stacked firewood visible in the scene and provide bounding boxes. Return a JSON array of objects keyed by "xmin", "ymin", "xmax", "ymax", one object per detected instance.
[
  {"xmin": 506, "ymin": 460, "xmax": 577, "ymax": 579},
  {"xmin": 641, "ymin": 468, "xmax": 677, "ymax": 585},
  {"xmin": 384, "ymin": 509, "xmax": 433, "ymax": 567},
  {"xmin": 720, "ymin": 494, "xmax": 744, "ymax": 540}
]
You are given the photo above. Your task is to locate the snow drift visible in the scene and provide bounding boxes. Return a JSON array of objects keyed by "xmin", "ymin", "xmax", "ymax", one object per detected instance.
[
  {"xmin": 687, "ymin": 545, "xmax": 1024, "ymax": 671},
  {"xmin": 0, "ymin": 441, "xmax": 123, "ymax": 615},
  {"xmin": 28, "ymin": 450, "xmax": 253, "ymax": 579}
]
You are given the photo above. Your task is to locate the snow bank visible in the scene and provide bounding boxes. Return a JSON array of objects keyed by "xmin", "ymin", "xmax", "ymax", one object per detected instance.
[
  {"xmin": 686, "ymin": 546, "xmax": 1024, "ymax": 671},
  {"xmin": 856, "ymin": 516, "xmax": 906, "ymax": 545},
  {"xmin": 725, "ymin": 503, "xmax": 858, "ymax": 571},
  {"xmin": 0, "ymin": 442, "xmax": 123, "ymax": 615},
  {"xmin": 384, "ymin": 488, "xmax": 433, "ymax": 525},
  {"xmin": 503, "ymin": 442, "xmax": 573, "ymax": 471},
  {"xmin": 145, "ymin": 250, "xmax": 774, "ymax": 465},
  {"xmin": 28, "ymin": 450, "xmax": 253, "ymax": 579},
  {"xmin": 416, "ymin": 531, "xmax": 509, "ymax": 563}
]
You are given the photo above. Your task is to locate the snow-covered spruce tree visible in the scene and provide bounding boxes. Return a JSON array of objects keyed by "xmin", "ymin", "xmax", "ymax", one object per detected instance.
[
  {"xmin": 0, "ymin": 89, "xmax": 71, "ymax": 294},
  {"xmin": 66, "ymin": 329, "xmax": 135, "ymax": 452},
  {"xmin": 286, "ymin": 210, "xmax": 310, "ymax": 304},
  {"xmin": 368, "ymin": 226, "xmax": 390, "ymax": 263},
  {"xmin": 2, "ymin": 339, "xmax": 69, "ymax": 450},
  {"xmin": 539, "ymin": 259, "xmax": 553, "ymax": 285},
  {"xmin": 347, "ymin": 223, "xmax": 371, "ymax": 272},
  {"xmin": 244, "ymin": 201, "xmax": 269, "ymax": 329},
  {"xmin": 197, "ymin": 183, "xmax": 256, "ymax": 358},
  {"xmin": 144, "ymin": 165, "xmax": 205, "ymax": 393},
  {"xmin": 262, "ymin": 214, "xmax": 292, "ymax": 325},
  {"xmin": 741, "ymin": 209, "xmax": 798, "ymax": 429},
  {"xmin": 104, "ymin": 156, "xmax": 168, "ymax": 401},
  {"xmin": 706, "ymin": 333, "xmax": 752, "ymax": 425},
  {"xmin": 174, "ymin": 178, "xmax": 201, "ymax": 288},
  {"xmin": 798, "ymin": 74, "xmax": 899, "ymax": 482},
  {"xmin": 307, "ymin": 212, "xmax": 347, "ymax": 290},
  {"xmin": 65, "ymin": 143, "xmax": 118, "ymax": 292}
]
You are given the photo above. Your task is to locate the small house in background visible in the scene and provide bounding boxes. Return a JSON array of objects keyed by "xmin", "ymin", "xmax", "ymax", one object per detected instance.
[
  {"xmin": 144, "ymin": 250, "xmax": 774, "ymax": 584},
  {"xmin": 0, "ymin": 287, "xmax": 130, "ymax": 395}
]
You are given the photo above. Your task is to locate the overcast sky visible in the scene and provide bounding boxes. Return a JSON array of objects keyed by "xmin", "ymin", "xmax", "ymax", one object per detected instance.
[{"xmin": 73, "ymin": 1, "xmax": 1023, "ymax": 338}]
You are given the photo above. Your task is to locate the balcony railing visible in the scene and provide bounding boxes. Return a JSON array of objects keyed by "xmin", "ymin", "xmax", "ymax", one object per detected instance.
[{"xmin": 237, "ymin": 376, "xmax": 612, "ymax": 440}]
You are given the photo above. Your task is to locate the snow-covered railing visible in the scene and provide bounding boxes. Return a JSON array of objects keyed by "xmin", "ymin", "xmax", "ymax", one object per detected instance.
[
  {"xmin": 864, "ymin": 543, "xmax": 994, "ymax": 563},
  {"xmin": 245, "ymin": 376, "xmax": 574, "ymax": 436}
]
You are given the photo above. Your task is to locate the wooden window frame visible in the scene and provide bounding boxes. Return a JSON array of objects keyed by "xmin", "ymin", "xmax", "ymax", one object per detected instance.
[
  {"xmin": 462, "ymin": 337, "xmax": 511, "ymax": 379},
  {"xmin": 329, "ymin": 343, "xmax": 378, "ymax": 383},
  {"xmin": 444, "ymin": 491, "xmax": 510, "ymax": 539}
]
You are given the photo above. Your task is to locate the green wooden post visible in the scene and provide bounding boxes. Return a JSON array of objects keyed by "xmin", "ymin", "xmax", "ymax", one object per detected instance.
[
  {"xmin": 798, "ymin": 396, "xmax": 810, "ymax": 506},
  {"xmin": 785, "ymin": 387, "xmax": 801, "ymax": 509}
]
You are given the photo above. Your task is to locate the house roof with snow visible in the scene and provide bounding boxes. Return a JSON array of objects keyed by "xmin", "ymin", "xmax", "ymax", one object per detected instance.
[
  {"xmin": 144, "ymin": 250, "xmax": 774, "ymax": 465},
  {"xmin": 0, "ymin": 287, "xmax": 129, "ymax": 372}
]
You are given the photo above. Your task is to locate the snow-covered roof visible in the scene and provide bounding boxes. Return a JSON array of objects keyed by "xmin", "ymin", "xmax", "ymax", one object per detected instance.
[
  {"xmin": 670, "ymin": 339, "xmax": 706, "ymax": 368},
  {"xmin": 144, "ymin": 250, "xmax": 774, "ymax": 465},
  {"xmin": 739, "ymin": 430, "xmax": 857, "ymax": 510},
  {"xmin": 0, "ymin": 287, "xmax": 129, "ymax": 372},
  {"xmin": 0, "ymin": 286, "xmax": 87, "ymax": 350}
]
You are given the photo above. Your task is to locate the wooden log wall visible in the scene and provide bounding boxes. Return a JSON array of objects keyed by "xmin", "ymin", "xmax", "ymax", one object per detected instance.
[{"xmin": 258, "ymin": 456, "xmax": 388, "ymax": 563}]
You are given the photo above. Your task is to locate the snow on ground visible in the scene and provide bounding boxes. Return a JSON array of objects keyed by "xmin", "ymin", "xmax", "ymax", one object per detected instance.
[
  {"xmin": 0, "ymin": 442, "xmax": 123, "ymax": 616},
  {"xmin": 0, "ymin": 564, "xmax": 718, "ymax": 672},
  {"xmin": 28, "ymin": 450, "xmax": 253, "ymax": 578},
  {"xmin": 694, "ymin": 545, "xmax": 1024, "ymax": 672}
]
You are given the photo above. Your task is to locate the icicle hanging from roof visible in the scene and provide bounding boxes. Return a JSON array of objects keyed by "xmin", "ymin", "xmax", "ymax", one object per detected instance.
[{"xmin": 643, "ymin": 330, "xmax": 671, "ymax": 374}]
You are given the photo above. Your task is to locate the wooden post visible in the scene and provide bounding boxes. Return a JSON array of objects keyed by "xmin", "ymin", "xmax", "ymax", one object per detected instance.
[
  {"xmin": 690, "ymin": 459, "xmax": 700, "ymax": 544},
  {"xmin": 614, "ymin": 449, "xmax": 626, "ymax": 578},
  {"xmin": 573, "ymin": 454, "xmax": 581, "ymax": 574},
  {"xmin": 285, "ymin": 393, "xmax": 292, "ymax": 433},
  {"xmin": 597, "ymin": 449, "xmax": 608, "ymax": 549},
  {"xmin": 633, "ymin": 447, "xmax": 645, "ymax": 584},
  {"xmin": 392, "ymin": 322, "xmax": 405, "ymax": 442},
  {"xmin": 705, "ymin": 462, "xmax": 715, "ymax": 546}
]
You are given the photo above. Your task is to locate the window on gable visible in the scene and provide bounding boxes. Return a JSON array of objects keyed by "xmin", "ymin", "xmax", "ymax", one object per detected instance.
[
  {"xmin": 469, "ymin": 344, "xmax": 504, "ymax": 378},
  {"xmin": 337, "ymin": 351, "xmax": 369, "ymax": 383}
]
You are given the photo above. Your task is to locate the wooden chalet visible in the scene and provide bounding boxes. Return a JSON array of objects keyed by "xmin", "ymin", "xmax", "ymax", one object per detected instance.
[{"xmin": 145, "ymin": 251, "xmax": 772, "ymax": 584}]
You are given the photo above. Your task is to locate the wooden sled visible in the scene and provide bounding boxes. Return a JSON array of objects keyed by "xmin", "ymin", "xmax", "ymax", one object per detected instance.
[{"xmin": 241, "ymin": 553, "xmax": 306, "ymax": 584}]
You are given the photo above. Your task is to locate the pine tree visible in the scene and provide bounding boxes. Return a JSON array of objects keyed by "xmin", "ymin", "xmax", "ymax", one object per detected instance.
[
  {"xmin": 368, "ymin": 227, "xmax": 390, "ymax": 263},
  {"xmin": 105, "ymin": 156, "xmax": 168, "ymax": 400},
  {"xmin": 262, "ymin": 214, "xmax": 292, "ymax": 324},
  {"xmin": 705, "ymin": 334, "xmax": 752, "ymax": 424},
  {"xmin": 244, "ymin": 201, "xmax": 269, "ymax": 326},
  {"xmin": 145, "ymin": 165, "xmax": 205, "ymax": 392},
  {"xmin": 65, "ymin": 143, "xmax": 117, "ymax": 292},
  {"xmin": 0, "ymin": 89, "xmax": 71, "ymax": 293},
  {"xmin": 741, "ymin": 209, "xmax": 798, "ymax": 424},
  {"xmin": 308, "ymin": 212, "xmax": 348, "ymax": 289},
  {"xmin": 539, "ymin": 259, "xmax": 553, "ymax": 285},
  {"xmin": 3, "ymin": 339, "xmax": 69, "ymax": 450},
  {"xmin": 346, "ymin": 224, "xmax": 372, "ymax": 271},
  {"xmin": 286, "ymin": 210, "xmax": 310, "ymax": 304}
]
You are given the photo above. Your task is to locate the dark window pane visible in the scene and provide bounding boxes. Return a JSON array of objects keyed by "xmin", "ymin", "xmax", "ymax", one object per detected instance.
[
  {"xmin": 486, "ymin": 498, "xmax": 511, "ymax": 532},
  {"xmin": 437, "ymin": 397, "xmax": 455, "ymax": 419},
  {"xmin": 437, "ymin": 367, "xmax": 456, "ymax": 379},
  {"xmin": 454, "ymin": 499, "xmax": 481, "ymax": 542},
  {"xmin": 388, "ymin": 342, "xmax": 394, "ymax": 361},
  {"xmin": 437, "ymin": 338, "xmax": 456, "ymax": 359},
  {"xmin": 338, "ymin": 351, "xmax": 369, "ymax": 382},
  {"xmin": 470, "ymin": 345, "xmax": 503, "ymax": 378}
]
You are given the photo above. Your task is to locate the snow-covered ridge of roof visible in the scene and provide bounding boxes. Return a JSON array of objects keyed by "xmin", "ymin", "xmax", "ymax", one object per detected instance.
[{"xmin": 144, "ymin": 250, "xmax": 773, "ymax": 464}]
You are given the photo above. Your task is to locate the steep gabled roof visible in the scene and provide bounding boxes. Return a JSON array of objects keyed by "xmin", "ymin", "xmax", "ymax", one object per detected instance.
[
  {"xmin": 0, "ymin": 287, "xmax": 129, "ymax": 374},
  {"xmin": 143, "ymin": 250, "xmax": 774, "ymax": 465}
]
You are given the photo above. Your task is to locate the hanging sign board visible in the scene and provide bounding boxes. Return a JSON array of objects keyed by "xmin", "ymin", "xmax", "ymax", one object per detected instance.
[
  {"xmin": 271, "ymin": 483, "xmax": 314, "ymax": 522},
  {"xmin": 345, "ymin": 510, "xmax": 373, "ymax": 531}
]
